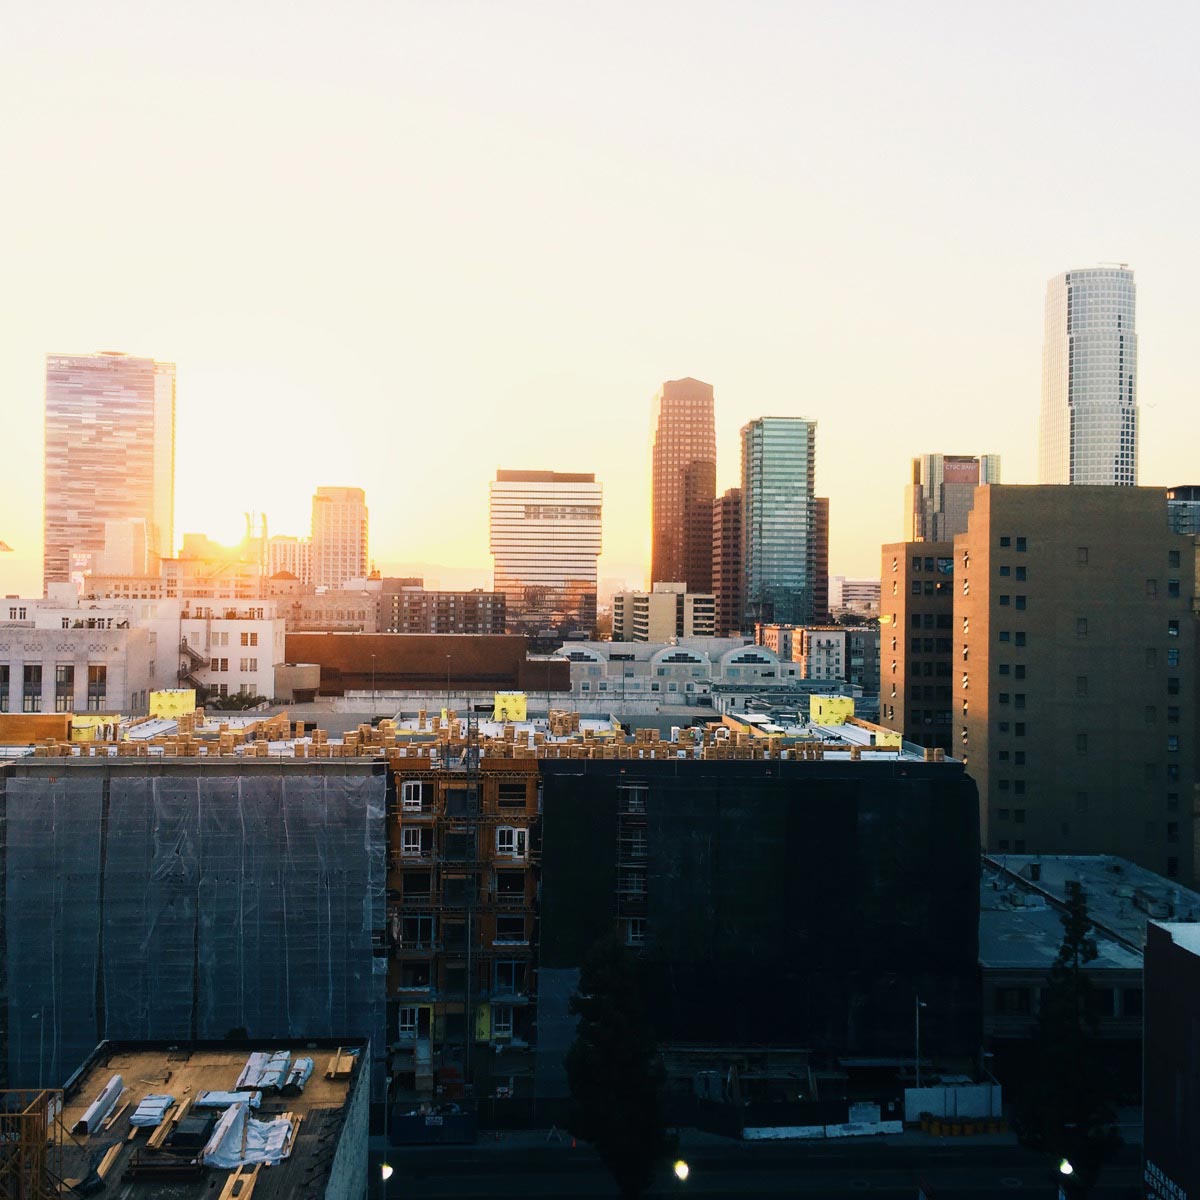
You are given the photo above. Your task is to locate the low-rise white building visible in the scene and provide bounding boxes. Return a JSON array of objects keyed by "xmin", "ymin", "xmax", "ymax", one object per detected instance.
[
  {"xmin": 179, "ymin": 603, "xmax": 286, "ymax": 700},
  {"xmin": 0, "ymin": 597, "xmax": 153, "ymax": 713},
  {"xmin": 553, "ymin": 638, "xmax": 799, "ymax": 703},
  {"xmin": 0, "ymin": 588, "xmax": 285, "ymax": 710}
]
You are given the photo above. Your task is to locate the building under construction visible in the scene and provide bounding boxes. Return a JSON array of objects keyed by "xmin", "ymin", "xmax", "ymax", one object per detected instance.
[{"xmin": 0, "ymin": 700, "xmax": 980, "ymax": 1127}]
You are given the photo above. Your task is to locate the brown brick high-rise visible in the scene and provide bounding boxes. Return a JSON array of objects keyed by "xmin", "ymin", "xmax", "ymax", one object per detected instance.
[
  {"xmin": 956, "ymin": 485, "xmax": 1197, "ymax": 882},
  {"xmin": 651, "ymin": 378, "xmax": 716, "ymax": 592}
]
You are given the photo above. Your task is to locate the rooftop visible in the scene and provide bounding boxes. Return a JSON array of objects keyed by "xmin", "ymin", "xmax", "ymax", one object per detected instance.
[
  {"xmin": 979, "ymin": 854, "xmax": 1200, "ymax": 970},
  {"xmin": 58, "ymin": 1039, "xmax": 366, "ymax": 1198}
]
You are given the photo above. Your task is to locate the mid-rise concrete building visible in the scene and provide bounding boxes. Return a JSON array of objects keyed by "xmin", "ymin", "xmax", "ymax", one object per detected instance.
[
  {"xmin": 651, "ymin": 378, "xmax": 716, "ymax": 592},
  {"xmin": 712, "ymin": 487, "xmax": 743, "ymax": 636},
  {"xmin": 43, "ymin": 351, "xmax": 175, "ymax": 589},
  {"xmin": 1166, "ymin": 484, "xmax": 1200, "ymax": 537},
  {"xmin": 382, "ymin": 585, "xmax": 506, "ymax": 635},
  {"xmin": 0, "ymin": 612, "xmax": 153, "ymax": 714},
  {"xmin": 957, "ymin": 485, "xmax": 1196, "ymax": 880},
  {"xmin": 178, "ymin": 603, "xmax": 286, "ymax": 700},
  {"xmin": 311, "ymin": 487, "xmax": 368, "ymax": 589},
  {"xmin": 611, "ymin": 583, "xmax": 716, "ymax": 642},
  {"xmin": 268, "ymin": 533, "xmax": 313, "ymax": 587},
  {"xmin": 906, "ymin": 453, "xmax": 1000, "ymax": 541},
  {"xmin": 880, "ymin": 542, "xmax": 955, "ymax": 751},
  {"xmin": 829, "ymin": 576, "xmax": 881, "ymax": 617},
  {"xmin": 794, "ymin": 625, "xmax": 881, "ymax": 693}
]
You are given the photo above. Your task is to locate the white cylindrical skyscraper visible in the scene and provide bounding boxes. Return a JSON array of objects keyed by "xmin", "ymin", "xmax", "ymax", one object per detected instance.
[{"xmin": 1038, "ymin": 265, "xmax": 1137, "ymax": 486}]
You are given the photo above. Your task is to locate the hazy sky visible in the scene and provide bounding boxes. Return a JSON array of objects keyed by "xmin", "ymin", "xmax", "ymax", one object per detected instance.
[{"xmin": 3, "ymin": 1, "xmax": 1198, "ymax": 597}]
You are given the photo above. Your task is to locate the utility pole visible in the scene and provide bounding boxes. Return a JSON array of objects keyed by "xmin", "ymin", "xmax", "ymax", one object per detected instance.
[{"xmin": 915, "ymin": 994, "xmax": 927, "ymax": 1088}]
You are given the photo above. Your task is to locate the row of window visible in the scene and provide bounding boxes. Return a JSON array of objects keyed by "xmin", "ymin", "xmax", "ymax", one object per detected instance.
[
  {"xmin": 398, "ymin": 1003, "xmax": 516, "ymax": 1040},
  {"xmin": 400, "ymin": 780, "xmax": 531, "ymax": 811},
  {"xmin": 0, "ymin": 664, "xmax": 107, "ymax": 712},
  {"xmin": 399, "ymin": 826, "xmax": 530, "ymax": 859}
]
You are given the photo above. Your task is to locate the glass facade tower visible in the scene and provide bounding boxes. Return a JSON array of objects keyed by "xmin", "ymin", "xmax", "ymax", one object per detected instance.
[
  {"xmin": 740, "ymin": 417, "xmax": 817, "ymax": 627},
  {"xmin": 1039, "ymin": 265, "xmax": 1137, "ymax": 486},
  {"xmin": 43, "ymin": 351, "xmax": 175, "ymax": 590},
  {"xmin": 490, "ymin": 470, "xmax": 602, "ymax": 635}
]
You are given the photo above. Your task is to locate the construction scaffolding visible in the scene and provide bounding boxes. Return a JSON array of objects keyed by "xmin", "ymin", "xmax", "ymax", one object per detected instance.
[
  {"xmin": 0, "ymin": 763, "xmax": 387, "ymax": 1101},
  {"xmin": 0, "ymin": 1089, "xmax": 64, "ymax": 1200}
]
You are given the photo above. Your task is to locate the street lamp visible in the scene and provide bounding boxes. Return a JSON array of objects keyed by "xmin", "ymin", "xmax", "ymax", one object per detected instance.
[
  {"xmin": 1058, "ymin": 1159, "xmax": 1074, "ymax": 1176},
  {"xmin": 381, "ymin": 1161, "xmax": 393, "ymax": 1198},
  {"xmin": 673, "ymin": 1159, "xmax": 689, "ymax": 1181},
  {"xmin": 915, "ymin": 995, "xmax": 928, "ymax": 1088}
]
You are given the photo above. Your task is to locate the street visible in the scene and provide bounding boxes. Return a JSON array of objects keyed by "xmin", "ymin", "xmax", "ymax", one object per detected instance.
[{"xmin": 382, "ymin": 1140, "xmax": 1142, "ymax": 1198}]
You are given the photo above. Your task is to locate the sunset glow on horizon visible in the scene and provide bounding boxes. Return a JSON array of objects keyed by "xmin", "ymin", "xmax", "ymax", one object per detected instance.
[{"xmin": 3, "ymin": 1, "xmax": 1199, "ymax": 598}]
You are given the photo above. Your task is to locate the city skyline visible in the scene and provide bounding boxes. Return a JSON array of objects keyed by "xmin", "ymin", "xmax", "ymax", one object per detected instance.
[{"xmin": 4, "ymin": 3, "xmax": 1200, "ymax": 599}]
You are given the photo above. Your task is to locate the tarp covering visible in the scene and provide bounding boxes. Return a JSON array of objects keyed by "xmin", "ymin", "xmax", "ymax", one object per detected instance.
[
  {"xmin": 2, "ymin": 766, "xmax": 387, "ymax": 1094},
  {"xmin": 195, "ymin": 1090, "xmax": 261, "ymax": 1110},
  {"xmin": 130, "ymin": 1095, "xmax": 175, "ymax": 1126},
  {"xmin": 236, "ymin": 1050, "xmax": 290, "ymax": 1091},
  {"xmin": 202, "ymin": 1102, "xmax": 292, "ymax": 1168},
  {"xmin": 283, "ymin": 1057, "xmax": 314, "ymax": 1093}
]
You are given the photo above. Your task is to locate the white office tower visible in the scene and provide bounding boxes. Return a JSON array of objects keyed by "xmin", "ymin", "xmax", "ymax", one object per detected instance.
[{"xmin": 1039, "ymin": 265, "xmax": 1137, "ymax": 486}]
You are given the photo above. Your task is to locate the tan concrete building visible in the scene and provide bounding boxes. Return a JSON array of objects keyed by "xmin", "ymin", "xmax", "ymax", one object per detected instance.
[
  {"xmin": 881, "ymin": 541, "xmax": 955, "ymax": 751},
  {"xmin": 956, "ymin": 485, "xmax": 1197, "ymax": 881},
  {"xmin": 611, "ymin": 582, "xmax": 716, "ymax": 642}
]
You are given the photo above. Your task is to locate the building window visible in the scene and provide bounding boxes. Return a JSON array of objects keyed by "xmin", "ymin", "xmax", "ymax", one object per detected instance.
[
  {"xmin": 496, "ymin": 827, "xmax": 528, "ymax": 858},
  {"xmin": 1076, "ymin": 618, "xmax": 1088, "ymax": 638},
  {"xmin": 999, "ymin": 565, "xmax": 1010, "ymax": 577},
  {"xmin": 1169, "ymin": 550, "xmax": 1181, "ymax": 568},
  {"xmin": 398, "ymin": 1006, "xmax": 419, "ymax": 1039},
  {"xmin": 495, "ymin": 960, "xmax": 526, "ymax": 996},
  {"xmin": 999, "ymin": 631, "xmax": 1010, "ymax": 643},
  {"xmin": 54, "ymin": 664, "xmax": 74, "ymax": 712},
  {"xmin": 1014, "ymin": 632, "xmax": 1026, "ymax": 647},
  {"xmin": 1168, "ymin": 620, "xmax": 1180, "ymax": 637},
  {"xmin": 22, "ymin": 665, "xmax": 42, "ymax": 713},
  {"xmin": 1167, "ymin": 735, "xmax": 1180, "ymax": 753},
  {"xmin": 1077, "ymin": 547, "xmax": 1089, "ymax": 564},
  {"xmin": 1015, "ymin": 566, "xmax": 1026, "ymax": 581},
  {"xmin": 1000, "ymin": 537, "xmax": 1011, "ymax": 548},
  {"xmin": 1076, "ymin": 733, "xmax": 1088, "ymax": 755},
  {"xmin": 1015, "ymin": 596, "xmax": 1026, "ymax": 610},
  {"xmin": 1016, "ymin": 537, "xmax": 1027, "ymax": 552},
  {"xmin": 1168, "ymin": 580, "xmax": 1180, "ymax": 597},
  {"xmin": 401, "ymin": 781, "xmax": 425, "ymax": 812},
  {"xmin": 492, "ymin": 1005, "xmax": 514, "ymax": 1038},
  {"xmin": 625, "ymin": 918, "xmax": 647, "ymax": 947},
  {"xmin": 0, "ymin": 664, "xmax": 8, "ymax": 712},
  {"xmin": 999, "ymin": 595, "xmax": 1010, "ymax": 607},
  {"xmin": 401, "ymin": 828, "xmax": 425, "ymax": 858},
  {"xmin": 495, "ymin": 915, "xmax": 526, "ymax": 943}
]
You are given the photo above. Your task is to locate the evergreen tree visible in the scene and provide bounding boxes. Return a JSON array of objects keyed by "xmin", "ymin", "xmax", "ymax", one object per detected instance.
[
  {"xmin": 1014, "ymin": 881, "xmax": 1119, "ymax": 1194},
  {"xmin": 565, "ymin": 932, "xmax": 668, "ymax": 1198}
]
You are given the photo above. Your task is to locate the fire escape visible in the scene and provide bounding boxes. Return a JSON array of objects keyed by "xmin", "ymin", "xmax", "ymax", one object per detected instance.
[{"xmin": 178, "ymin": 637, "xmax": 209, "ymax": 689}]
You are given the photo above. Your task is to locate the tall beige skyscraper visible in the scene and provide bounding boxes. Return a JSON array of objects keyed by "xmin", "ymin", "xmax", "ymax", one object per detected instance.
[
  {"xmin": 43, "ymin": 351, "xmax": 176, "ymax": 590},
  {"xmin": 311, "ymin": 487, "xmax": 368, "ymax": 589},
  {"xmin": 651, "ymin": 378, "xmax": 716, "ymax": 592}
]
